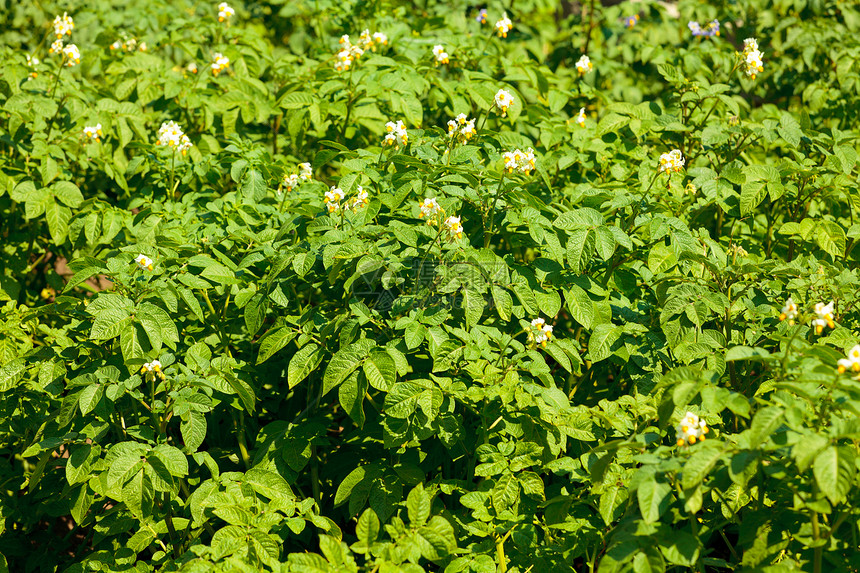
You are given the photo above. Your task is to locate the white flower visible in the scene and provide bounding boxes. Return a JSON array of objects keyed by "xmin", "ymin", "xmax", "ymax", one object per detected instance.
[
  {"xmin": 433, "ymin": 45, "xmax": 449, "ymax": 65},
  {"xmin": 352, "ymin": 186, "xmax": 369, "ymax": 211},
  {"xmin": 744, "ymin": 49, "xmax": 764, "ymax": 79},
  {"xmin": 140, "ymin": 359, "xmax": 165, "ymax": 379},
  {"xmin": 358, "ymin": 29, "xmax": 374, "ymax": 50},
  {"xmin": 156, "ymin": 121, "xmax": 193, "ymax": 155},
  {"xmin": 503, "ymin": 148, "xmax": 536, "ymax": 174},
  {"xmin": 384, "ymin": 120, "xmax": 408, "ymax": 147},
  {"xmin": 299, "ymin": 162, "xmax": 313, "ymax": 180},
  {"xmin": 494, "ymin": 89, "xmax": 514, "ymax": 116},
  {"xmin": 324, "ymin": 186, "xmax": 346, "ymax": 213},
  {"xmin": 575, "ymin": 54, "xmax": 593, "ymax": 74},
  {"xmin": 62, "ymin": 44, "xmax": 81, "ymax": 67},
  {"xmin": 811, "ymin": 301, "xmax": 835, "ymax": 334},
  {"xmin": 218, "ymin": 2, "xmax": 235, "ymax": 22},
  {"xmin": 658, "ymin": 149, "xmax": 685, "ymax": 173},
  {"xmin": 186, "ymin": 62, "xmax": 198, "ymax": 74},
  {"xmin": 447, "ymin": 114, "xmax": 476, "ymax": 142},
  {"xmin": 779, "ymin": 297, "xmax": 798, "ymax": 324},
  {"xmin": 83, "ymin": 124, "xmax": 103, "ymax": 141},
  {"xmin": 444, "ymin": 215, "xmax": 463, "ymax": 240},
  {"xmin": 742, "ymin": 38, "xmax": 764, "ymax": 79},
  {"xmin": 528, "ymin": 318, "xmax": 553, "ymax": 347},
  {"xmin": 838, "ymin": 345, "xmax": 860, "ymax": 374},
  {"xmin": 53, "ymin": 12, "xmax": 74, "ymax": 39},
  {"xmin": 26, "ymin": 54, "xmax": 39, "ymax": 80},
  {"xmin": 575, "ymin": 107, "xmax": 586, "ymax": 127},
  {"xmin": 211, "ymin": 52, "xmax": 230, "ymax": 76},
  {"xmin": 49, "ymin": 39, "xmax": 64, "ymax": 54},
  {"xmin": 372, "ymin": 32, "xmax": 388, "ymax": 46},
  {"xmin": 495, "ymin": 13, "xmax": 513, "ymax": 38},
  {"xmin": 281, "ymin": 173, "xmax": 299, "ymax": 194},
  {"xmin": 418, "ymin": 198, "xmax": 444, "ymax": 224},
  {"xmin": 335, "ymin": 48, "xmax": 353, "ymax": 72},
  {"xmin": 135, "ymin": 254, "xmax": 154, "ymax": 271},
  {"xmin": 676, "ymin": 412, "xmax": 708, "ymax": 446}
]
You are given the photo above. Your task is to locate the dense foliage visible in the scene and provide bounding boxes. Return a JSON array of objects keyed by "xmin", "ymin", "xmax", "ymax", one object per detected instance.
[{"xmin": 1, "ymin": 0, "xmax": 860, "ymax": 571}]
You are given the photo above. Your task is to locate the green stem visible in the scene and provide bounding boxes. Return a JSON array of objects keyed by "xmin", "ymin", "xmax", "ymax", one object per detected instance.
[{"xmin": 483, "ymin": 172, "xmax": 506, "ymax": 248}]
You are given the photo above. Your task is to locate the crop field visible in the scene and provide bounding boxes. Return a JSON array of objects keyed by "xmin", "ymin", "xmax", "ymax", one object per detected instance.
[{"xmin": 1, "ymin": 0, "xmax": 859, "ymax": 571}]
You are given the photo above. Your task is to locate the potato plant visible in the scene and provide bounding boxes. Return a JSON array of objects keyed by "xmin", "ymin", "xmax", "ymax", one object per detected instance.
[{"xmin": 1, "ymin": 0, "xmax": 860, "ymax": 571}]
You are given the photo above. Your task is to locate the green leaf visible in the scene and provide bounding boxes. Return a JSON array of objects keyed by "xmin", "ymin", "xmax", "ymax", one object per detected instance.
[
  {"xmin": 588, "ymin": 323, "xmax": 620, "ymax": 363},
  {"xmin": 406, "ymin": 483, "xmax": 431, "ymax": 527},
  {"xmin": 363, "ymin": 351, "xmax": 396, "ymax": 392},
  {"xmin": 122, "ymin": 469, "xmax": 154, "ymax": 518},
  {"xmin": 257, "ymin": 326, "xmax": 298, "ymax": 364},
  {"xmin": 492, "ymin": 285, "xmax": 512, "ymax": 321},
  {"xmin": 223, "ymin": 372, "xmax": 256, "ymax": 414},
  {"xmin": 323, "ymin": 339, "xmax": 375, "ymax": 396},
  {"xmin": 151, "ymin": 444, "xmax": 188, "ymax": 477},
  {"xmin": 181, "ymin": 411, "xmax": 207, "ymax": 452},
  {"xmin": 565, "ymin": 285, "xmax": 594, "ymax": 329},
  {"xmin": 492, "ymin": 472, "xmax": 519, "ymax": 510},
  {"xmin": 681, "ymin": 442, "xmax": 724, "ymax": 491},
  {"xmin": 289, "ymin": 344, "xmax": 324, "ymax": 389},
  {"xmin": 119, "ymin": 322, "xmax": 145, "ymax": 362},
  {"xmin": 44, "ymin": 198, "xmax": 71, "ymax": 244},
  {"xmin": 244, "ymin": 292, "xmax": 267, "ymax": 337},
  {"xmin": 637, "ymin": 476, "xmax": 671, "ymax": 523},
  {"xmin": 352, "ymin": 509, "xmax": 379, "ymax": 554},
  {"xmin": 245, "ymin": 468, "xmax": 294, "ymax": 502},
  {"xmin": 813, "ymin": 445, "xmax": 856, "ymax": 505},
  {"xmin": 338, "ymin": 371, "xmax": 368, "ymax": 427},
  {"xmin": 51, "ymin": 181, "xmax": 84, "ymax": 208},
  {"xmin": 816, "ymin": 221, "xmax": 846, "ymax": 259}
]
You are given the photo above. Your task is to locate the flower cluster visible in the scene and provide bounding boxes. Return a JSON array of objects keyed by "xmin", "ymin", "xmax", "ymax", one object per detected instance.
[
  {"xmin": 324, "ymin": 187, "xmax": 346, "ymax": 213},
  {"xmin": 779, "ymin": 298, "xmax": 798, "ymax": 324},
  {"xmin": 728, "ymin": 115, "xmax": 740, "ymax": 126},
  {"xmin": 623, "ymin": 15, "xmax": 639, "ymax": 29},
  {"xmin": 575, "ymin": 107, "xmax": 587, "ymax": 128},
  {"xmin": 528, "ymin": 318, "xmax": 553, "ymax": 347},
  {"xmin": 351, "ymin": 186, "xmax": 370, "ymax": 211},
  {"xmin": 49, "ymin": 12, "xmax": 80, "ymax": 65},
  {"xmin": 495, "ymin": 13, "xmax": 513, "ymax": 38},
  {"xmin": 334, "ymin": 30, "xmax": 388, "ymax": 72},
  {"xmin": 494, "ymin": 89, "xmax": 514, "ymax": 117},
  {"xmin": 447, "ymin": 114, "xmax": 477, "ymax": 142},
  {"xmin": 812, "ymin": 301, "xmax": 835, "ymax": 334},
  {"xmin": 156, "ymin": 121, "xmax": 193, "ymax": 155},
  {"xmin": 742, "ymin": 38, "xmax": 764, "ymax": 79},
  {"xmin": 63, "ymin": 44, "xmax": 81, "ymax": 67},
  {"xmin": 432, "ymin": 44, "xmax": 450, "ymax": 65},
  {"xmin": 53, "ymin": 12, "xmax": 74, "ymax": 39},
  {"xmin": 837, "ymin": 345, "xmax": 860, "ymax": 374},
  {"xmin": 444, "ymin": 215, "xmax": 463, "ymax": 240},
  {"xmin": 135, "ymin": 254, "xmax": 154, "ymax": 271},
  {"xmin": 218, "ymin": 2, "xmax": 235, "ymax": 22},
  {"xmin": 475, "ymin": 8, "xmax": 488, "ymax": 24},
  {"xmin": 211, "ymin": 53, "xmax": 230, "ymax": 76},
  {"xmin": 688, "ymin": 20, "xmax": 720, "ymax": 37},
  {"xmin": 419, "ymin": 198, "xmax": 445, "ymax": 226},
  {"xmin": 384, "ymin": 120, "xmax": 408, "ymax": 147},
  {"xmin": 503, "ymin": 148, "xmax": 536, "ymax": 175},
  {"xmin": 676, "ymin": 412, "xmax": 708, "ymax": 446},
  {"xmin": 110, "ymin": 37, "xmax": 148, "ymax": 52},
  {"xmin": 140, "ymin": 359, "xmax": 165, "ymax": 381},
  {"xmin": 83, "ymin": 124, "xmax": 103, "ymax": 141},
  {"xmin": 658, "ymin": 149, "xmax": 685, "ymax": 173},
  {"xmin": 280, "ymin": 163, "xmax": 313, "ymax": 194},
  {"xmin": 575, "ymin": 54, "xmax": 593, "ymax": 74},
  {"xmin": 26, "ymin": 54, "xmax": 39, "ymax": 80}
]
